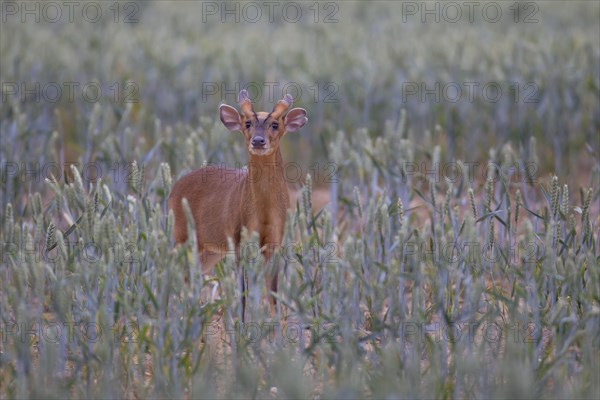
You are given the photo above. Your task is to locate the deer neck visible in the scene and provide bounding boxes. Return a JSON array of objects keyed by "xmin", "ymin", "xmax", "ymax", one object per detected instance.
[{"xmin": 246, "ymin": 149, "xmax": 288, "ymax": 213}]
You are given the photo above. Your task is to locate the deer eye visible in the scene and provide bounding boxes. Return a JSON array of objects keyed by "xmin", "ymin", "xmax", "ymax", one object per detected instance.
[
  {"xmin": 245, "ymin": 121, "xmax": 251, "ymax": 129},
  {"xmin": 271, "ymin": 122, "xmax": 279, "ymax": 130}
]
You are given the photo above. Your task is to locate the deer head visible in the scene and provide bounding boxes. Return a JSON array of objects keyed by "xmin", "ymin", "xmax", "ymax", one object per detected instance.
[{"xmin": 219, "ymin": 89, "xmax": 308, "ymax": 156}]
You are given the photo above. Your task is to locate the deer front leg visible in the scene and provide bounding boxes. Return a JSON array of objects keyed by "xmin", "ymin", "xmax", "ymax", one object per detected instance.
[
  {"xmin": 199, "ymin": 250, "xmax": 224, "ymax": 273},
  {"xmin": 239, "ymin": 247, "xmax": 274, "ymax": 321},
  {"xmin": 262, "ymin": 241, "xmax": 281, "ymax": 315}
]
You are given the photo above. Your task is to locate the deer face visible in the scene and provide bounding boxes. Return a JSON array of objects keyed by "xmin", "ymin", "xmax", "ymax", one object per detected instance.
[{"xmin": 219, "ymin": 90, "xmax": 308, "ymax": 157}]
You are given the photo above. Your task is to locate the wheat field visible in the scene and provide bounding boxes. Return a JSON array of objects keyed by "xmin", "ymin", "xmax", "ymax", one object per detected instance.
[{"xmin": 1, "ymin": 1, "xmax": 599, "ymax": 399}]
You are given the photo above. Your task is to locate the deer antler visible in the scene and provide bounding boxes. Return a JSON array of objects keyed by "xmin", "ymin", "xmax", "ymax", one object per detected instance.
[
  {"xmin": 238, "ymin": 89, "xmax": 255, "ymax": 118},
  {"xmin": 270, "ymin": 93, "xmax": 293, "ymax": 119}
]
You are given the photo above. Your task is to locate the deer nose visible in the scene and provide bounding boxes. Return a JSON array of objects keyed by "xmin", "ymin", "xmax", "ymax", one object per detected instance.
[{"xmin": 251, "ymin": 136, "xmax": 266, "ymax": 148}]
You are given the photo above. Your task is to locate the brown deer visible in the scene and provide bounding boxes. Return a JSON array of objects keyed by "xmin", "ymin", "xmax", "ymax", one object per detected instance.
[{"xmin": 168, "ymin": 89, "xmax": 308, "ymax": 311}]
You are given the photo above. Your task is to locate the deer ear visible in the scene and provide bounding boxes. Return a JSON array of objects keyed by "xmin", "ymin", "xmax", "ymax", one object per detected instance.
[
  {"xmin": 219, "ymin": 104, "xmax": 242, "ymax": 131},
  {"xmin": 284, "ymin": 108, "xmax": 308, "ymax": 132}
]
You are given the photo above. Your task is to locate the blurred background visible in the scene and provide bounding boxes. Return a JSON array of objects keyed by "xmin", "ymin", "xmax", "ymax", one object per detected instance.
[{"xmin": 1, "ymin": 1, "xmax": 599, "ymax": 200}]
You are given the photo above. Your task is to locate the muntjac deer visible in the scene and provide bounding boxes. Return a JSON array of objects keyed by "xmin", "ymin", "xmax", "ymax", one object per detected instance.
[{"xmin": 168, "ymin": 89, "xmax": 308, "ymax": 311}]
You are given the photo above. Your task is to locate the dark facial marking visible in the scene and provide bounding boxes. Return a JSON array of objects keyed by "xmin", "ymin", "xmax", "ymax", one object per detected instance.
[
  {"xmin": 256, "ymin": 114, "xmax": 271, "ymax": 128},
  {"xmin": 263, "ymin": 112, "xmax": 273, "ymax": 125}
]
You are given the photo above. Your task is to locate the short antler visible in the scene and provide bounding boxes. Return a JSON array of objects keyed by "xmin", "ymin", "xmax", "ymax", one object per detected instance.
[
  {"xmin": 270, "ymin": 93, "xmax": 293, "ymax": 119},
  {"xmin": 238, "ymin": 89, "xmax": 254, "ymax": 118}
]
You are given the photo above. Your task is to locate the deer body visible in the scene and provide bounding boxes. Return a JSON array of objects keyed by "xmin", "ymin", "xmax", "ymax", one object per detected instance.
[
  {"xmin": 169, "ymin": 150, "xmax": 289, "ymax": 267},
  {"xmin": 168, "ymin": 90, "xmax": 307, "ymax": 301}
]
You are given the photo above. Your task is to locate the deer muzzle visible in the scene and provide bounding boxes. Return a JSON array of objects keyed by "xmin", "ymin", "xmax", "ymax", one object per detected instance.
[{"xmin": 251, "ymin": 136, "xmax": 266, "ymax": 148}]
